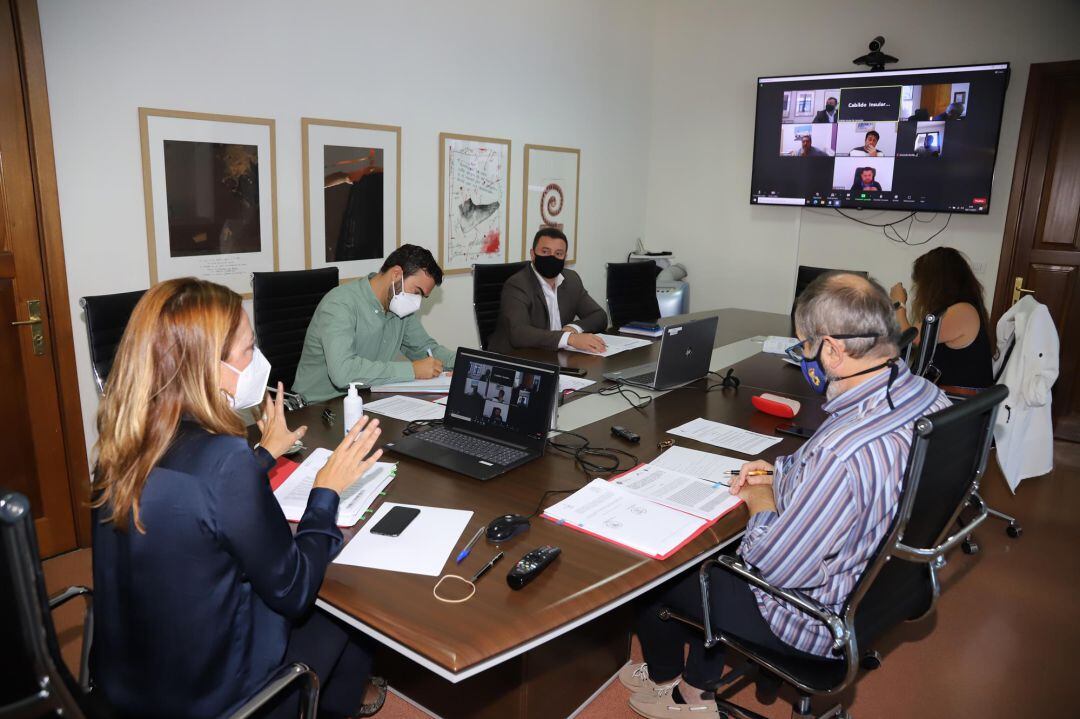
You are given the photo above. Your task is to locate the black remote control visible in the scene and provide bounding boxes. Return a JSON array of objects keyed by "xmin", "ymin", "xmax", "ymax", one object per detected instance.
[
  {"xmin": 611, "ymin": 425, "xmax": 641, "ymax": 443},
  {"xmin": 506, "ymin": 545, "xmax": 561, "ymax": 590}
]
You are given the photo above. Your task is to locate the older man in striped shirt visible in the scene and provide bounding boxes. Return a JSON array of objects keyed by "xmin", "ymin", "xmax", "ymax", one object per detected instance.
[{"xmin": 623, "ymin": 273, "xmax": 950, "ymax": 718}]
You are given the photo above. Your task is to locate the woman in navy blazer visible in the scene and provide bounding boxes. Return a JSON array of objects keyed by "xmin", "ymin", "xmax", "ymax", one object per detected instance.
[{"xmin": 90, "ymin": 278, "xmax": 386, "ymax": 718}]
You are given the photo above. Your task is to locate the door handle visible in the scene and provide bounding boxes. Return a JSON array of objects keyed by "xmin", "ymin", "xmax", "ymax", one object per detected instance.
[
  {"xmin": 10, "ymin": 299, "xmax": 46, "ymax": 356},
  {"xmin": 1012, "ymin": 277, "xmax": 1035, "ymax": 304}
]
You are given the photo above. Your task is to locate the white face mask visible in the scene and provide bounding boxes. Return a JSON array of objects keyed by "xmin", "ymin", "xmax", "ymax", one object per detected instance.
[
  {"xmin": 388, "ymin": 275, "xmax": 422, "ymax": 318},
  {"xmin": 222, "ymin": 346, "xmax": 272, "ymax": 410}
]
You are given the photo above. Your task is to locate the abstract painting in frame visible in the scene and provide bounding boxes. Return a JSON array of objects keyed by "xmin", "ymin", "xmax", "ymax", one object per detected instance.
[
  {"xmin": 302, "ymin": 118, "xmax": 401, "ymax": 281},
  {"xmin": 438, "ymin": 132, "xmax": 511, "ymax": 275},
  {"xmin": 139, "ymin": 108, "xmax": 278, "ymax": 296},
  {"xmin": 522, "ymin": 144, "xmax": 580, "ymax": 264}
]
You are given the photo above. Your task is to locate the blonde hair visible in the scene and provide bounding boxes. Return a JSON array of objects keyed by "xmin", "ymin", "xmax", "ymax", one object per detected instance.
[{"xmin": 93, "ymin": 278, "xmax": 246, "ymax": 532}]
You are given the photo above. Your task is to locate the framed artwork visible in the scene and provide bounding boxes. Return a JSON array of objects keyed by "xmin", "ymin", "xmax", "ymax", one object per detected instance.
[
  {"xmin": 953, "ymin": 90, "xmax": 967, "ymax": 104},
  {"xmin": 302, "ymin": 118, "xmax": 401, "ymax": 281},
  {"xmin": 139, "ymin": 108, "xmax": 278, "ymax": 296},
  {"xmin": 438, "ymin": 132, "xmax": 511, "ymax": 275},
  {"xmin": 522, "ymin": 144, "xmax": 580, "ymax": 264}
]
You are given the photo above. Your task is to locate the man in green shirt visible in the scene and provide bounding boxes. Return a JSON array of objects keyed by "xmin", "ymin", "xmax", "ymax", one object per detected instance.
[{"xmin": 293, "ymin": 244, "xmax": 456, "ymax": 402}]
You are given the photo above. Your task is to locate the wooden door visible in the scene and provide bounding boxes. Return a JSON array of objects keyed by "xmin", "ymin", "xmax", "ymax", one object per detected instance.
[
  {"xmin": 993, "ymin": 60, "xmax": 1080, "ymax": 442},
  {"xmin": 1, "ymin": 0, "xmax": 88, "ymax": 555}
]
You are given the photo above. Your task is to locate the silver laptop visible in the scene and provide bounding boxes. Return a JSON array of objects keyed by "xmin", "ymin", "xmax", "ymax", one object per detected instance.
[{"xmin": 602, "ymin": 316, "xmax": 718, "ymax": 390}]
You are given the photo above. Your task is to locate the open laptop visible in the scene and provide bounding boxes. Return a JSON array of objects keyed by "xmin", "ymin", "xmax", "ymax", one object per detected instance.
[
  {"xmin": 602, "ymin": 316, "xmax": 718, "ymax": 390},
  {"xmin": 385, "ymin": 348, "xmax": 559, "ymax": 481}
]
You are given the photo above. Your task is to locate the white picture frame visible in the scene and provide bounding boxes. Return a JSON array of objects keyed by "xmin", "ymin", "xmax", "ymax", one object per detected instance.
[
  {"xmin": 302, "ymin": 118, "xmax": 401, "ymax": 281},
  {"xmin": 139, "ymin": 108, "xmax": 278, "ymax": 297},
  {"xmin": 522, "ymin": 144, "xmax": 580, "ymax": 264},
  {"xmin": 438, "ymin": 132, "xmax": 511, "ymax": 275}
]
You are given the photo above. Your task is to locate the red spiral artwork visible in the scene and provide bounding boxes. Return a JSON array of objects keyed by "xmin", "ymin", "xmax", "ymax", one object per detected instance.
[{"xmin": 539, "ymin": 182, "xmax": 565, "ymax": 230}]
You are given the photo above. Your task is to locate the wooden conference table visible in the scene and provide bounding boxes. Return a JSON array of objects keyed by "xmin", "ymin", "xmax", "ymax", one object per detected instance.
[{"xmin": 264, "ymin": 308, "xmax": 824, "ymax": 719}]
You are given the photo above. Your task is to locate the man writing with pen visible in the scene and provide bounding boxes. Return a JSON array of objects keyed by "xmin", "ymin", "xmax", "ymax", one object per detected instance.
[
  {"xmin": 293, "ymin": 244, "xmax": 456, "ymax": 403},
  {"xmin": 622, "ymin": 272, "xmax": 949, "ymax": 717}
]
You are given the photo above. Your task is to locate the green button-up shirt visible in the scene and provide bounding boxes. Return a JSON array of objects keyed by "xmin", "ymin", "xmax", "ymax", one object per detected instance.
[{"xmin": 292, "ymin": 274, "xmax": 455, "ymax": 403}]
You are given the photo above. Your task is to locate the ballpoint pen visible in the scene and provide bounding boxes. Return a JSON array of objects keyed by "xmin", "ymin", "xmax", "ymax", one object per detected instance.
[
  {"xmin": 724, "ymin": 470, "xmax": 774, "ymax": 476},
  {"xmin": 470, "ymin": 552, "xmax": 504, "ymax": 583},
  {"xmin": 455, "ymin": 527, "xmax": 486, "ymax": 564}
]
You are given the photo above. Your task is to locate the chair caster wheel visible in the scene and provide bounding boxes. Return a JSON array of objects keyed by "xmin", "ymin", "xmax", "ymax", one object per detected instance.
[
  {"xmin": 860, "ymin": 651, "xmax": 881, "ymax": 670},
  {"xmin": 1006, "ymin": 524, "xmax": 1022, "ymax": 538},
  {"xmin": 962, "ymin": 538, "xmax": 979, "ymax": 555}
]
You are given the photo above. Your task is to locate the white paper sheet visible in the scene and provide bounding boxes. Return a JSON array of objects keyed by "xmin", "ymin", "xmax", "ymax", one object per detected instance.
[
  {"xmin": 762, "ymin": 336, "xmax": 799, "ymax": 355},
  {"xmin": 273, "ymin": 448, "xmax": 396, "ymax": 526},
  {"xmin": 563, "ymin": 334, "xmax": 653, "ymax": 358},
  {"xmin": 363, "ymin": 395, "xmax": 446, "ymax": 422},
  {"xmin": 543, "ymin": 479, "xmax": 707, "ymax": 558},
  {"xmin": 559, "ymin": 375, "xmax": 596, "ymax": 393},
  {"xmin": 651, "ymin": 446, "xmax": 745, "ymax": 485},
  {"xmin": 373, "ymin": 372, "xmax": 453, "ymax": 394},
  {"xmin": 333, "ymin": 503, "xmax": 473, "ymax": 576},
  {"xmin": 667, "ymin": 417, "xmax": 783, "ymax": 455},
  {"xmin": 612, "ymin": 464, "xmax": 741, "ymax": 521}
]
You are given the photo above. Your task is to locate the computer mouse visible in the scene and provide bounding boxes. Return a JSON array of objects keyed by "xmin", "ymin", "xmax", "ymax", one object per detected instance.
[{"xmin": 486, "ymin": 513, "xmax": 531, "ymax": 543}]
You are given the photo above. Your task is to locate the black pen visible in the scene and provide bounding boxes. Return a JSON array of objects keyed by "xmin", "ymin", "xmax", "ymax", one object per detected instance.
[{"xmin": 470, "ymin": 551, "xmax": 504, "ymax": 583}]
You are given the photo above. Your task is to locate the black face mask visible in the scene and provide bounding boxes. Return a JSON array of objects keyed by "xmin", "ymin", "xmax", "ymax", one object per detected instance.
[
  {"xmin": 534, "ymin": 254, "xmax": 565, "ymax": 279},
  {"xmin": 826, "ymin": 104, "xmax": 836, "ymax": 113}
]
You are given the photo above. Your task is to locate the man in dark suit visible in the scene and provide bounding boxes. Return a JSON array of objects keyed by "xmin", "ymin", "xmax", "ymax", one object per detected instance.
[
  {"xmin": 487, "ymin": 228, "xmax": 608, "ymax": 354},
  {"xmin": 812, "ymin": 96, "xmax": 839, "ymax": 123}
]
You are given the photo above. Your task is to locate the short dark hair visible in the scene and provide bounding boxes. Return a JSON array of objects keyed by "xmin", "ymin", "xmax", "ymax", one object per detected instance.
[
  {"xmin": 860, "ymin": 166, "xmax": 876, "ymax": 178},
  {"xmin": 865, "ymin": 130, "xmax": 880, "ymax": 141},
  {"xmin": 827, "ymin": 96, "xmax": 838, "ymax": 104},
  {"xmin": 380, "ymin": 244, "xmax": 443, "ymax": 285},
  {"xmin": 532, "ymin": 227, "xmax": 568, "ymax": 250}
]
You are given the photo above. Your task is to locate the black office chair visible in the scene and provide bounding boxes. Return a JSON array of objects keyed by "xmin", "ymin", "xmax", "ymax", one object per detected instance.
[
  {"xmin": 0, "ymin": 489, "xmax": 320, "ymax": 718},
  {"xmin": 789, "ymin": 266, "xmax": 868, "ymax": 335},
  {"xmin": 606, "ymin": 261, "xmax": 660, "ymax": 329},
  {"xmin": 910, "ymin": 311, "xmax": 940, "ymax": 380},
  {"xmin": 659, "ymin": 385, "xmax": 1008, "ymax": 719},
  {"xmin": 80, "ymin": 290, "xmax": 147, "ymax": 394},
  {"xmin": 252, "ymin": 267, "xmax": 339, "ymax": 393},
  {"xmin": 472, "ymin": 261, "xmax": 529, "ymax": 350}
]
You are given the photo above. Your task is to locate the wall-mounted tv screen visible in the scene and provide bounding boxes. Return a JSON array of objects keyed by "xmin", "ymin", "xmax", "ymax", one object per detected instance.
[{"xmin": 750, "ymin": 63, "xmax": 1009, "ymax": 214}]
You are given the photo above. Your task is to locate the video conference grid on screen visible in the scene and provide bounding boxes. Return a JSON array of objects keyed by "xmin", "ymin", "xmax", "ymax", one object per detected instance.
[
  {"xmin": 459, "ymin": 360, "xmax": 546, "ymax": 434},
  {"xmin": 750, "ymin": 64, "xmax": 1009, "ymax": 213}
]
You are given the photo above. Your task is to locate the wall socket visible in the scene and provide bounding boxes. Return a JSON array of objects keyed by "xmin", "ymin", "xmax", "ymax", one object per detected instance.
[{"xmin": 971, "ymin": 262, "xmax": 987, "ymax": 275}]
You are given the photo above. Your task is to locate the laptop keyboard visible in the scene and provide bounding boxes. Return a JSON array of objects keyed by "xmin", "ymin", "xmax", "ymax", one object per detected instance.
[
  {"xmin": 624, "ymin": 372, "xmax": 656, "ymax": 386},
  {"xmin": 415, "ymin": 427, "xmax": 529, "ymax": 466}
]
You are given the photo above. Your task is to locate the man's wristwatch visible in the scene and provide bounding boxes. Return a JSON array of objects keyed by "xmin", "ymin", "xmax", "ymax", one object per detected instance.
[{"xmin": 892, "ymin": 301, "xmax": 902, "ymax": 310}]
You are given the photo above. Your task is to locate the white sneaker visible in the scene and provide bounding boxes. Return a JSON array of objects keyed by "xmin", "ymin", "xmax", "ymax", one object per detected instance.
[{"xmin": 618, "ymin": 662, "xmax": 680, "ymax": 694}]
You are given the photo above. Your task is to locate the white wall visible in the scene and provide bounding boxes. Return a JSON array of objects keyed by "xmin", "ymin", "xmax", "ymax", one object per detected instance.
[
  {"xmin": 644, "ymin": 0, "xmax": 1080, "ymax": 317},
  {"xmin": 39, "ymin": 0, "xmax": 656, "ymax": 460}
]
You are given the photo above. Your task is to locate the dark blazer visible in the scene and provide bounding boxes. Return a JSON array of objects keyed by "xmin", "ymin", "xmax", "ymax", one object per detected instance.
[
  {"xmin": 812, "ymin": 109, "xmax": 837, "ymax": 123},
  {"xmin": 91, "ymin": 421, "xmax": 342, "ymax": 719},
  {"xmin": 487, "ymin": 265, "xmax": 607, "ymax": 353}
]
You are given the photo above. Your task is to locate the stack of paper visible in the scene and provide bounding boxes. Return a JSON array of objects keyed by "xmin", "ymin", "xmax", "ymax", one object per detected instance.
[
  {"xmin": 363, "ymin": 395, "xmax": 445, "ymax": 421},
  {"xmin": 374, "ymin": 372, "xmax": 453, "ymax": 394},
  {"xmin": 668, "ymin": 417, "xmax": 782, "ymax": 455},
  {"xmin": 761, "ymin": 336, "xmax": 799, "ymax": 355},
  {"xmin": 564, "ymin": 334, "xmax": 653, "ymax": 357},
  {"xmin": 543, "ymin": 479, "xmax": 710, "ymax": 560},
  {"xmin": 614, "ymin": 446, "xmax": 744, "ymax": 521},
  {"xmin": 273, "ymin": 448, "xmax": 396, "ymax": 527},
  {"xmin": 559, "ymin": 375, "xmax": 596, "ymax": 393}
]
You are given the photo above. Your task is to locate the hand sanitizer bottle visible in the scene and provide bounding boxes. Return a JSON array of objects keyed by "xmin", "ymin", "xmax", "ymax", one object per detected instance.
[{"xmin": 343, "ymin": 382, "xmax": 363, "ymax": 436}]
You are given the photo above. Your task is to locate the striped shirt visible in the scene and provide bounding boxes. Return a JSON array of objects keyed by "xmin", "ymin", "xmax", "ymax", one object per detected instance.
[{"xmin": 738, "ymin": 361, "xmax": 950, "ymax": 656}]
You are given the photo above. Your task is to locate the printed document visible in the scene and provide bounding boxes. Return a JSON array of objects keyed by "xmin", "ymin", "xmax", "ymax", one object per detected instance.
[
  {"xmin": 334, "ymin": 503, "xmax": 473, "ymax": 576},
  {"xmin": 651, "ymin": 445, "xmax": 745, "ymax": 485},
  {"xmin": 612, "ymin": 463, "xmax": 741, "ymax": 521},
  {"xmin": 761, "ymin": 336, "xmax": 799, "ymax": 355},
  {"xmin": 559, "ymin": 375, "xmax": 596, "ymax": 393},
  {"xmin": 373, "ymin": 372, "xmax": 453, "ymax": 394},
  {"xmin": 668, "ymin": 417, "xmax": 782, "ymax": 455},
  {"xmin": 543, "ymin": 479, "xmax": 708, "ymax": 559},
  {"xmin": 364, "ymin": 395, "xmax": 445, "ymax": 422},
  {"xmin": 564, "ymin": 334, "xmax": 652, "ymax": 358},
  {"xmin": 273, "ymin": 448, "xmax": 396, "ymax": 526}
]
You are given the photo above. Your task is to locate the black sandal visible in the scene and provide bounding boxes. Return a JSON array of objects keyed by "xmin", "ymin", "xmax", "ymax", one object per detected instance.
[{"xmin": 352, "ymin": 676, "xmax": 387, "ymax": 717}]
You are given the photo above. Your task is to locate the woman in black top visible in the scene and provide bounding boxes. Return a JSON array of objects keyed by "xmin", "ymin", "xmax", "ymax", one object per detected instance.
[
  {"xmin": 91, "ymin": 278, "xmax": 387, "ymax": 717},
  {"xmin": 891, "ymin": 247, "xmax": 996, "ymax": 388}
]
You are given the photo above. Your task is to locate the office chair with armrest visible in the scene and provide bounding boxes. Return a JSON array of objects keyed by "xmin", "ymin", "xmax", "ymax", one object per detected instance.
[
  {"xmin": 80, "ymin": 290, "xmax": 147, "ymax": 395},
  {"xmin": 606, "ymin": 261, "xmax": 661, "ymax": 329},
  {"xmin": 789, "ymin": 267, "xmax": 868, "ymax": 335},
  {"xmin": 897, "ymin": 327, "xmax": 918, "ymax": 365},
  {"xmin": 472, "ymin": 261, "xmax": 529, "ymax": 350},
  {"xmin": 0, "ymin": 489, "xmax": 320, "ymax": 719},
  {"xmin": 912, "ymin": 312, "xmax": 1020, "ymax": 551},
  {"xmin": 659, "ymin": 385, "xmax": 1008, "ymax": 719},
  {"xmin": 252, "ymin": 267, "xmax": 339, "ymax": 400}
]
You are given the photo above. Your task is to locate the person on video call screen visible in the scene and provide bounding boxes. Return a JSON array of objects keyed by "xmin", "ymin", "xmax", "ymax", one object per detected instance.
[{"xmin": 850, "ymin": 167, "xmax": 883, "ymax": 193}]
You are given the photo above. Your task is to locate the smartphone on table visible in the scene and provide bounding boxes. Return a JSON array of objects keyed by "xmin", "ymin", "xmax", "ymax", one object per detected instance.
[{"xmin": 370, "ymin": 506, "xmax": 421, "ymax": 537}]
